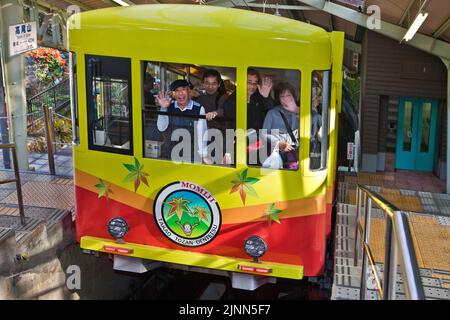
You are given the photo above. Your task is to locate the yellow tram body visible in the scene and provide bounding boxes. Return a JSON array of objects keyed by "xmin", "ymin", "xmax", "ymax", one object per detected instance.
[{"xmin": 69, "ymin": 4, "xmax": 344, "ymax": 285}]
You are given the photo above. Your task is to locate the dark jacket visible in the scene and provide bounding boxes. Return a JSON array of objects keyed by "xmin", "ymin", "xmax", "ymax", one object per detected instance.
[
  {"xmin": 247, "ymin": 91, "xmax": 275, "ymax": 130},
  {"xmin": 222, "ymin": 91, "xmax": 274, "ymax": 130}
]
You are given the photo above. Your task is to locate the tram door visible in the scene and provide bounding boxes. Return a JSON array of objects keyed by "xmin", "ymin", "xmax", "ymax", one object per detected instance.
[{"xmin": 395, "ymin": 97, "xmax": 438, "ymax": 172}]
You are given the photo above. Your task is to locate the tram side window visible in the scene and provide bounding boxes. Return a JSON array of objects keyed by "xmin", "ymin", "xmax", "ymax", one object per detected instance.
[
  {"xmin": 86, "ymin": 55, "xmax": 132, "ymax": 155},
  {"xmin": 142, "ymin": 61, "xmax": 236, "ymax": 166},
  {"xmin": 70, "ymin": 52, "xmax": 79, "ymax": 145},
  {"xmin": 247, "ymin": 67, "xmax": 301, "ymax": 171},
  {"xmin": 310, "ymin": 70, "xmax": 331, "ymax": 171}
]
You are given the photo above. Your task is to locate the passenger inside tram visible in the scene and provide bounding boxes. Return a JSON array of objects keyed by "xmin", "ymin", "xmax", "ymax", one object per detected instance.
[
  {"xmin": 245, "ymin": 67, "xmax": 301, "ymax": 169},
  {"xmin": 310, "ymin": 79, "xmax": 323, "ymax": 170},
  {"xmin": 262, "ymin": 82, "xmax": 300, "ymax": 170},
  {"xmin": 142, "ymin": 62, "xmax": 236, "ymax": 166},
  {"xmin": 155, "ymin": 79, "xmax": 208, "ymax": 163}
]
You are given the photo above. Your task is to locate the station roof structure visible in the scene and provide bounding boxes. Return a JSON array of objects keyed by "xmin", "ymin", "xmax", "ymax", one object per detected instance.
[{"xmin": 34, "ymin": 0, "xmax": 450, "ymax": 60}]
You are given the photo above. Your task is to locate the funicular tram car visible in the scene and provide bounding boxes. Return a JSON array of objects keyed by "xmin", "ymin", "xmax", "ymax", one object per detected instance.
[{"xmin": 69, "ymin": 4, "xmax": 344, "ymax": 290}]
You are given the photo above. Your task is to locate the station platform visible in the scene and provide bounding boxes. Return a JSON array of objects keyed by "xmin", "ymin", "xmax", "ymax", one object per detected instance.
[
  {"xmin": 332, "ymin": 171, "xmax": 450, "ymax": 300},
  {"xmin": 0, "ymin": 170, "xmax": 74, "ymax": 245}
]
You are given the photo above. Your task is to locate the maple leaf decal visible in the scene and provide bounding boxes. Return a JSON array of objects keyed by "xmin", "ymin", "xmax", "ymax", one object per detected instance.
[
  {"xmin": 230, "ymin": 168, "xmax": 260, "ymax": 205},
  {"xmin": 164, "ymin": 196, "xmax": 191, "ymax": 221},
  {"xmin": 94, "ymin": 178, "xmax": 113, "ymax": 199},
  {"xmin": 123, "ymin": 157, "xmax": 149, "ymax": 192},
  {"xmin": 265, "ymin": 203, "xmax": 283, "ymax": 226}
]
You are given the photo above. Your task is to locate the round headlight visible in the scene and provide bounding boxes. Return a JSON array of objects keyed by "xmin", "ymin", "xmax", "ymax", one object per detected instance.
[
  {"xmin": 244, "ymin": 235, "xmax": 267, "ymax": 263},
  {"xmin": 107, "ymin": 217, "xmax": 129, "ymax": 242}
]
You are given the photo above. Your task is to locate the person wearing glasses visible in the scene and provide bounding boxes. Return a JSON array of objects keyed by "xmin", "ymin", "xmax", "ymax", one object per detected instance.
[
  {"xmin": 156, "ymin": 79, "xmax": 208, "ymax": 163},
  {"xmin": 246, "ymin": 68, "xmax": 275, "ymax": 131},
  {"xmin": 222, "ymin": 68, "xmax": 274, "ymax": 131}
]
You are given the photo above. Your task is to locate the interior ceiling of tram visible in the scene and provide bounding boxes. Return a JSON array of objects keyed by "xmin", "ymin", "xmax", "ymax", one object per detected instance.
[{"xmin": 29, "ymin": 0, "xmax": 450, "ymax": 60}]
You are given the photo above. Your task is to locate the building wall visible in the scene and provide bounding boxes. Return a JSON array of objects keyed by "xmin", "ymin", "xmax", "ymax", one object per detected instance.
[{"xmin": 361, "ymin": 30, "xmax": 448, "ymax": 172}]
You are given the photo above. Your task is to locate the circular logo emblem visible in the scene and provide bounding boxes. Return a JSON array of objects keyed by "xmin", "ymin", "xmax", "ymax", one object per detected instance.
[{"xmin": 154, "ymin": 181, "xmax": 221, "ymax": 247}]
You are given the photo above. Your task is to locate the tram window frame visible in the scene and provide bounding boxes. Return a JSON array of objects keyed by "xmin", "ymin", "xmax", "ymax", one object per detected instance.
[
  {"xmin": 309, "ymin": 70, "xmax": 331, "ymax": 171},
  {"xmin": 246, "ymin": 66, "xmax": 301, "ymax": 171},
  {"xmin": 141, "ymin": 60, "xmax": 237, "ymax": 167},
  {"xmin": 85, "ymin": 54, "xmax": 133, "ymax": 155},
  {"xmin": 70, "ymin": 52, "xmax": 79, "ymax": 146}
]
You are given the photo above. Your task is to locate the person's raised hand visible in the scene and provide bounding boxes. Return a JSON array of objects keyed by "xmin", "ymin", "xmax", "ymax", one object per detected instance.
[
  {"xmin": 155, "ymin": 91, "xmax": 171, "ymax": 108},
  {"xmin": 258, "ymin": 77, "xmax": 273, "ymax": 98}
]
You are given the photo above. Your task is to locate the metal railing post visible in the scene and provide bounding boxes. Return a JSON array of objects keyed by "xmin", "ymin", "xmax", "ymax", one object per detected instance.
[
  {"xmin": 354, "ymin": 187, "xmax": 362, "ymax": 266},
  {"xmin": 11, "ymin": 146, "xmax": 25, "ymax": 225},
  {"xmin": 43, "ymin": 105, "xmax": 56, "ymax": 175},
  {"xmin": 0, "ymin": 144, "xmax": 25, "ymax": 225},
  {"xmin": 360, "ymin": 195, "xmax": 372, "ymax": 300}
]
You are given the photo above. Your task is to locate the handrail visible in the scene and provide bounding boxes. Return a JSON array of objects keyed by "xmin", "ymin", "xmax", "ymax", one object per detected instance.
[
  {"xmin": 27, "ymin": 77, "xmax": 70, "ymax": 102},
  {"xmin": 26, "ymin": 77, "xmax": 70, "ymax": 127},
  {"xmin": 354, "ymin": 184, "xmax": 425, "ymax": 300}
]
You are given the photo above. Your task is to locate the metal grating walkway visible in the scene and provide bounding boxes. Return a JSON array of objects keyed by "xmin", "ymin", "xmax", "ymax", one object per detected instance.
[{"xmin": 0, "ymin": 170, "xmax": 73, "ymax": 245}]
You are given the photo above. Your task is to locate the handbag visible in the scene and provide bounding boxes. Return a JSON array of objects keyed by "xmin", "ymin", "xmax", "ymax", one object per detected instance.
[{"xmin": 278, "ymin": 111, "xmax": 299, "ymax": 169}]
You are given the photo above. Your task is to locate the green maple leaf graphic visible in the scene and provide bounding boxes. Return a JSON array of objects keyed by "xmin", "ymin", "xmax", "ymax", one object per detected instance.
[
  {"xmin": 94, "ymin": 178, "xmax": 113, "ymax": 200},
  {"xmin": 230, "ymin": 168, "xmax": 260, "ymax": 205},
  {"xmin": 264, "ymin": 203, "xmax": 283, "ymax": 226},
  {"xmin": 123, "ymin": 157, "xmax": 150, "ymax": 192},
  {"xmin": 164, "ymin": 196, "xmax": 191, "ymax": 221}
]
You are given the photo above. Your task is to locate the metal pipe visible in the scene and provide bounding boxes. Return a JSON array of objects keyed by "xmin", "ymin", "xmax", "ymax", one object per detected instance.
[
  {"xmin": 359, "ymin": 195, "xmax": 371, "ymax": 300},
  {"xmin": 393, "ymin": 211, "xmax": 425, "ymax": 300},
  {"xmin": 388, "ymin": 231, "xmax": 399, "ymax": 300},
  {"xmin": 365, "ymin": 243, "xmax": 383, "ymax": 298},
  {"xmin": 383, "ymin": 216, "xmax": 394, "ymax": 299},
  {"xmin": 353, "ymin": 187, "xmax": 362, "ymax": 266}
]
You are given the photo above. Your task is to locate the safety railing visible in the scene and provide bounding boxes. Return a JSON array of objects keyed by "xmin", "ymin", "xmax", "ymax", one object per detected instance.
[
  {"xmin": 354, "ymin": 184, "xmax": 425, "ymax": 300},
  {"xmin": 27, "ymin": 77, "xmax": 70, "ymax": 127},
  {"xmin": 0, "ymin": 144, "xmax": 25, "ymax": 225}
]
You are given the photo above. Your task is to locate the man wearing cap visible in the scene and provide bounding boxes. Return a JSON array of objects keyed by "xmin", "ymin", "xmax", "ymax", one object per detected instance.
[{"xmin": 156, "ymin": 79, "xmax": 208, "ymax": 163}]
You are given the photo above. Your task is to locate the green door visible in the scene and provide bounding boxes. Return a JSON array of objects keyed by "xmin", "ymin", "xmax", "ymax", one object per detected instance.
[{"xmin": 395, "ymin": 97, "xmax": 438, "ymax": 172}]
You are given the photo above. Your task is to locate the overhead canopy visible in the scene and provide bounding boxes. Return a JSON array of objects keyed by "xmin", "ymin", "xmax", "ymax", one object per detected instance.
[{"xmin": 27, "ymin": 0, "xmax": 450, "ymax": 60}]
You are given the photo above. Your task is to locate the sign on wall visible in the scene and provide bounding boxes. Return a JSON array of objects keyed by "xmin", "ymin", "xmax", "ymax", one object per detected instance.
[
  {"xmin": 9, "ymin": 21, "xmax": 37, "ymax": 57},
  {"xmin": 347, "ymin": 142, "xmax": 354, "ymax": 160}
]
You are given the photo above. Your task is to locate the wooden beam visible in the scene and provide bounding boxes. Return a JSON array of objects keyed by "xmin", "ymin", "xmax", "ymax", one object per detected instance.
[
  {"xmin": 298, "ymin": 0, "xmax": 450, "ymax": 61},
  {"xmin": 62, "ymin": 0, "xmax": 93, "ymax": 11},
  {"xmin": 399, "ymin": 0, "xmax": 416, "ymax": 26},
  {"xmin": 433, "ymin": 17, "xmax": 450, "ymax": 39}
]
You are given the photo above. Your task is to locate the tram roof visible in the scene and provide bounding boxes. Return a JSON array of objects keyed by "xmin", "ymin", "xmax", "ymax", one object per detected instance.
[{"xmin": 70, "ymin": 4, "xmax": 330, "ymax": 43}]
